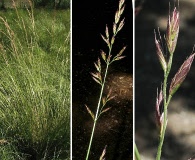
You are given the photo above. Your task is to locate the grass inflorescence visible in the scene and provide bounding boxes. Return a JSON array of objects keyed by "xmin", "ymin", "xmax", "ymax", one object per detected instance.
[
  {"xmin": 135, "ymin": 2, "xmax": 195, "ymax": 160},
  {"xmin": 85, "ymin": 0, "xmax": 126, "ymax": 159}
]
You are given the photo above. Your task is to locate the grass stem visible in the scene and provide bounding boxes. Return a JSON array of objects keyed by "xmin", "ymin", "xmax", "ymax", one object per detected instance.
[
  {"xmin": 135, "ymin": 143, "xmax": 141, "ymax": 160},
  {"xmin": 85, "ymin": 60, "xmax": 109, "ymax": 160},
  {"xmin": 156, "ymin": 54, "xmax": 173, "ymax": 160}
]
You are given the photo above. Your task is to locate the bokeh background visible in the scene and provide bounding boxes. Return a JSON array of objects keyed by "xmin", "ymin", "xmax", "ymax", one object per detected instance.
[
  {"xmin": 72, "ymin": 0, "xmax": 133, "ymax": 159},
  {"xmin": 135, "ymin": 0, "xmax": 195, "ymax": 159}
]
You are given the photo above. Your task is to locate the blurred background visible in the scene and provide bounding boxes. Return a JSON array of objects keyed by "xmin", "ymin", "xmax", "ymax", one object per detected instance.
[{"xmin": 135, "ymin": 0, "xmax": 195, "ymax": 159}]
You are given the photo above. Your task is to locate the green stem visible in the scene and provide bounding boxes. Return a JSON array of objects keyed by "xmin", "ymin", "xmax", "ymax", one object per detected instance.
[
  {"xmin": 135, "ymin": 143, "xmax": 141, "ymax": 160},
  {"xmin": 156, "ymin": 54, "xmax": 173, "ymax": 160},
  {"xmin": 156, "ymin": 77, "xmax": 167, "ymax": 160},
  {"xmin": 85, "ymin": 62, "xmax": 110, "ymax": 160},
  {"xmin": 85, "ymin": 25, "xmax": 117, "ymax": 159}
]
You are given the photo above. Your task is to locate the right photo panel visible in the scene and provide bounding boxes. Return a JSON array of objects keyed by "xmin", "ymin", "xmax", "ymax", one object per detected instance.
[{"xmin": 135, "ymin": 0, "xmax": 195, "ymax": 159}]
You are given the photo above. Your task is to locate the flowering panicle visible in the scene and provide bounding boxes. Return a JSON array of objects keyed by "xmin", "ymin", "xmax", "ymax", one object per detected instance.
[
  {"xmin": 85, "ymin": 0, "xmax": 126, "ymax": 159},
  {"xmin": 154, "ymin": 31, "xmax": 167, "ymax": 72},
  {"xmin": 154, "ymin": 6, "xmax": 179, "ymax": 73},
  {"xmin": 166, "ymin": 7, "xmax": 179, "ymax": 54},
  {"xmin": 169, "ymin": 53, "xmax": 195, "ymax": 96}
]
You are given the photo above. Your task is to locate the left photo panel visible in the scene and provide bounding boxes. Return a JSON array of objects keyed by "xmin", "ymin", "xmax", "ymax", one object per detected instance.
[{"xmin": 0, "ymin": 1, "xmax": 70, "ymax": 159}]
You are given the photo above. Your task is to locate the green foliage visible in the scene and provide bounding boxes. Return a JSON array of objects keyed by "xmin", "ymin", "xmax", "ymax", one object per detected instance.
[{"xmin": 0, "ymin": 8, "xmax": 70, "ymax": 159}]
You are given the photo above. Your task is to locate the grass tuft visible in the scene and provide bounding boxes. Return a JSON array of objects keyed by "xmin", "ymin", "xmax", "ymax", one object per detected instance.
[{"xmin": 0, "ymin": 7, "xmax": 70, "ymax": 159}]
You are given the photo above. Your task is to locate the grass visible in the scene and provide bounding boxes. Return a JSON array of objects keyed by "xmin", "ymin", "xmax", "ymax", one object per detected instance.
[
  {"xmin": 85, "ymin": 0, "xmax": 126, "ymax": 159},
  {"xmin": 0, "ymin": 7, "xmax": 70, "ymax": 159},
  {"xmin": 135, "ymin": 2, "xmax": 195, "ymax": 160}
]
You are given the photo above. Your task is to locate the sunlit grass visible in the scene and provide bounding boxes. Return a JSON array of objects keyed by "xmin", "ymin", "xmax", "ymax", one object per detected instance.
[{"xmin": 0, "ymin": 8, "xmax": 70, "ymax": 159}]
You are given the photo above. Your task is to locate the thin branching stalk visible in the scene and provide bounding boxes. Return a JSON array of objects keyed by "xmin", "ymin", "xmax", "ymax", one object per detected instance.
[
  {"xmin": 85, "ymin": 61, "xmax": 109, "ymax": 160},
  {"xmin": 85, "ymin": 0, "xmax": 126, "ymax": 159}
]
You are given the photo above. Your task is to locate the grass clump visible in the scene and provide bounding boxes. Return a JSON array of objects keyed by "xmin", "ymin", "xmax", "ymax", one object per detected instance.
[{"xmin": 0, "ymin": 7, "xmax": 70, "ymax": 159}]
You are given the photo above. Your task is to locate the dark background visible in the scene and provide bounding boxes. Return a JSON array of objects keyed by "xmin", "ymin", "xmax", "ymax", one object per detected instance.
[
  {"xmin": 135, "ymin": 0, "xmax": 195, "ymax": 159},
  {"xmin": 72, "ymin": 0, "xmax": 133, "ymax": 159}
]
